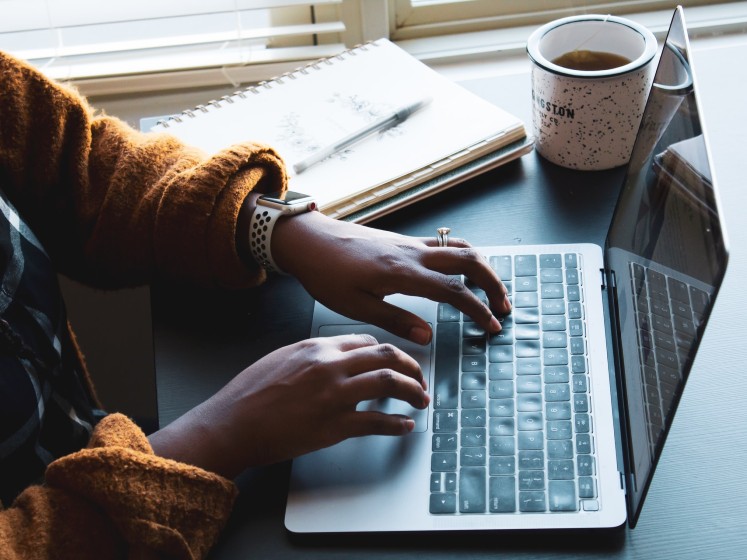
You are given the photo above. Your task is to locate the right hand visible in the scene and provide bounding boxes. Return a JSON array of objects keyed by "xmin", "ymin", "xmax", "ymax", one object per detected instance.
[{"xmin": 148, "ymin": 334, "xmax": 429, "ymax": 478}]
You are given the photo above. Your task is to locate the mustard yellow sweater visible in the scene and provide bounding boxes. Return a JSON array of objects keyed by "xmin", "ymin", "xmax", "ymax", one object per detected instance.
[{"xmin": 0, "ymin": 51, "xmax": 287, "ymax": 558}]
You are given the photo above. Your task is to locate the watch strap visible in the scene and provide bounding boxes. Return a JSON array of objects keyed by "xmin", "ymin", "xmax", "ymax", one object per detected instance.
[{"xmin": 249, "ymin": 205, "xmax": 285, "ymax": 274}]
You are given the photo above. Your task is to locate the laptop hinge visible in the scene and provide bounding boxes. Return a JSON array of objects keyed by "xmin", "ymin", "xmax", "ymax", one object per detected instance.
[{"xmin": 600, "ymin": 267, "xmax": 616, "ymax": 291}]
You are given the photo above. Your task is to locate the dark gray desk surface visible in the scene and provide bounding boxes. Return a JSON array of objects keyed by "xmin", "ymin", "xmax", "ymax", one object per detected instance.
[{"xmin": 152, "ymin": 42, "xmax": 747, "ymax": 559}]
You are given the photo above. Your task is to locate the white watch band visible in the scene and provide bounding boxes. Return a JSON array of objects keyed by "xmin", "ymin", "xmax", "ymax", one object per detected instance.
[{"xmin": 249, "ymin": 205, "xmax": 285, "ymax": 274}]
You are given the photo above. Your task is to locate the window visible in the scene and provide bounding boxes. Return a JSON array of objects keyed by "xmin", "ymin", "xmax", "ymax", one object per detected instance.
[
  {"xmin": 0, "ymin": 0, "xmax": 348, "ymax": 92},
  {"xmin": 1, "ymin": 0, "xmax": 745, "ymax": 95},
  {"xmin": 391, "ymin": 0, "xmax": 746, "ymax": 40}
]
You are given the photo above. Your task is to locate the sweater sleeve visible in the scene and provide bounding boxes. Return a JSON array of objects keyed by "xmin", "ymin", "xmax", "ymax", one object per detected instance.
[
  {"xmin": 0, "ymin": 414, "xmax": 238, "ymax": 560},
  {"xmin": 0, "ymin": 50, "xmax": 287, "ymax": 290}
]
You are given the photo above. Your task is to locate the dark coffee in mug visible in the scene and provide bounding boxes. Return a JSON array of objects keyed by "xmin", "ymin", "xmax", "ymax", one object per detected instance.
[
  {"xmin": 527, "ymin": 14, "xmax": 658, "ymax": 169},
  {"xmin": 552, "ymin": 49, "xmax": 632, "ymax": 71}
]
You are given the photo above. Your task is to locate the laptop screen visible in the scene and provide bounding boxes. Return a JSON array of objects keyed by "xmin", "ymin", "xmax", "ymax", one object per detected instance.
[{"xmin": 604, "ymin": 7, "xmax": 729, "ymax": 526}]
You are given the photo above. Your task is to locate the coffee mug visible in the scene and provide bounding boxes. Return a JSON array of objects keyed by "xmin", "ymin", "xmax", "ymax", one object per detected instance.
[{"xmin": 527, "ymin": 15, "xmax": 658, "ymax": 170}]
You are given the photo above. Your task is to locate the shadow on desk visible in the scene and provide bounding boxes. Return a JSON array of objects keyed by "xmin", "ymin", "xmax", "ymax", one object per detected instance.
[{"xmin": 372, "ymin": 156, "xmax": 625, "ymax": 250}]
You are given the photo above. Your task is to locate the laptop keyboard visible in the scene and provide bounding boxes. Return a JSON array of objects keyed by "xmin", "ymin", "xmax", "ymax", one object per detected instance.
[
  {"xmin": 631, "ymin": 263, "xmax": 708, "ymax": 453},
  {"xmin": 429, "ymin": 253, "xmax": 599, "ymax": 514}
]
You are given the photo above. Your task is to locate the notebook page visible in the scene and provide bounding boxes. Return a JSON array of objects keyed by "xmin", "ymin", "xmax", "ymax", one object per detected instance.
[{"xmin": 151, "ymin": 39, "xmax": 524, "ymax": 210}]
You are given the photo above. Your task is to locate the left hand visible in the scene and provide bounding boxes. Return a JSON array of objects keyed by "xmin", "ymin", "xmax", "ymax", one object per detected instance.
[{"xmin": 272, "ymin": 210, "xmax": 511, "ymax": 345}]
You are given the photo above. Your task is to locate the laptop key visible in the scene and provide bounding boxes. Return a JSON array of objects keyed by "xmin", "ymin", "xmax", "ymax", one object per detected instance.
[
  {"xmin": 489, "ymin": 328, "xmax": 514, "ymax": 345},
  {"xmin": 565, "ymin": 268, "xmax": 579, "ymax": 285},
  {"xmin": 489, "ymin": 476, "xmax": 517, "ymax": 512},
  {"xmin": 566, "ymin": 285, "xmax": 581, "ymax": 301},
  {"xmin": 459, "ymin": 467, "xmax": 486, "ymax": 513},
  {"xmin": 519, "ymin": 470, "xmax": 545, "ymax": 490},
  {"xmin": 547, "ymin": 439, "xmax": 573, "ymax": 459},
  {"xmin": 431, "ymin": 452, "xmax": 457, "ymax": 472},
  {"xmin": 437, "ymin": 303, "xmax": 461, "ymax": 322},
  {"xmin": 433, "ymin": 410, "xmax": 458, "ymax": 432},
  {"xmin": 514, "ymin": 255, "xmax": 537, "ymax": 276},
  {"xmin": 549, "ymin": 480, "xmax": 578, "ymax": 511},
  {"xmin": 578, "ymin": 477, "xmax": 597, "ymax": 498},
  {"xmin": 515, "ymin": 292, "xmax": 539, "ymax": 308},
  {"xmin": 490, "ymin": 255, "xmax": 512, "ymax": 280},
  {"xmin": 542, "ymin": 331, "xmax": 568, "ymax": 348},
  {"xmin": 542, "ymin": 316, "xmax": 566, "ymax": 331},
  {"xmin": 516, "ymin": 340, "xmax": 540, "ymax": 357},
  {"xmin": 519, "ymin": 491, "xmax": 546, "ymax": 512},
  {"xmin": 514, "ymin": 307, "xmax": 540, "ymax": 324},
  {"xmin": 540, "ymin": 254, "xmax": 562, "ymax": 268},
  {"xmin": 434, "ymin": 322, "xmax": 460, "ymax": 409},
  {"xmin": 515, "ymin": 276, "xmax": 539, "ymax": 291},
  {"xmin": 540, "ymin": 268, "xmax": 563, "ymax": 283},
  {"xmin": 430, "ymin": 493, "xmax": 457, "ymax": 514},
  {"xmin": 490, "ymin": 457, "xmax": 516, "ymax": 476}
]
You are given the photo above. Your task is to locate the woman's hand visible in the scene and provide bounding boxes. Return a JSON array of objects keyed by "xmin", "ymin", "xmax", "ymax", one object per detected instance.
[
  {"xmin": 272, "ymin": 210, "xmax": 511, "ymax": 345},
  {"xmin": 149, "ymin": 334, "xmax": 429, "ymax": 478}
]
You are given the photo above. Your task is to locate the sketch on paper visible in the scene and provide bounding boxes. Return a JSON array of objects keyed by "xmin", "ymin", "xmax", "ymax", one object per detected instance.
[{"xmin": 275, "ymin": 92, "xmax": 406, "ymax": 163}]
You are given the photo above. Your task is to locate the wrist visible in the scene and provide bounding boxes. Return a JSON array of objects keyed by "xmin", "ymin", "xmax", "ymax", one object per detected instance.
[
  {"xmin": 247, "ymin": 191, "xmax": 317, "ymax": 274},
  {"xmin": 271, "ymin": 208, "xmax": 330, "ymax": 275},
  {"xmin": 148, "ymin": 407, "xmax": 238, "ymax": 479}
]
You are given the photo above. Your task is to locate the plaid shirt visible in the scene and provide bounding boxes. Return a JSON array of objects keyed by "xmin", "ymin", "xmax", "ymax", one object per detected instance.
[{"xmin": 0, "ymin": 187, "xmax": 103, "ymax": 506}]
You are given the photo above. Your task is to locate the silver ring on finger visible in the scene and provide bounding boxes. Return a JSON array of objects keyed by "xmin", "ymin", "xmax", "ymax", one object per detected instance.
[{"xmin": 437, "ymin": 227, "xmax": 451, "ymax": 247}]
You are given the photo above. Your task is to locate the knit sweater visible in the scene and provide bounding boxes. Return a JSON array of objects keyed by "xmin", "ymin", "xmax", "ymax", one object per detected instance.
[{"xmin": 0, "ymin": 50, "xmax": 287, "ymax": 559}]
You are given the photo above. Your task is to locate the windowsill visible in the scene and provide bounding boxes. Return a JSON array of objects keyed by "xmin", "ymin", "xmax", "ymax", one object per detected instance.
[
  {"xmin": 88, "ymin": 4, "xmax": 747, "ymax": 128},
  {"xmin": 425, "ymin": 30, "xmax": 747, "ymax": 85},
  {"xmin": 408, "ymin": 2, "xmax": 747, "ymax": 83},
  {"xmin": 67, "ymin": 2, "xmax": 747, "ymax": 98}
]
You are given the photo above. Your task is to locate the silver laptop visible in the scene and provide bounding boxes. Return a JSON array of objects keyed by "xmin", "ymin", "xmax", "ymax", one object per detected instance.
[{"xmin": 285, "ymin": 7, "xmax": 729, "ymax": 533}]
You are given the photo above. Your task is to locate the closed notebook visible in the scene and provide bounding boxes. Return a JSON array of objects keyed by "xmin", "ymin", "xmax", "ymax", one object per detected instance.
[{"xmin": 150, "ymin": 39, "xmax": 529, "ymax": 222}]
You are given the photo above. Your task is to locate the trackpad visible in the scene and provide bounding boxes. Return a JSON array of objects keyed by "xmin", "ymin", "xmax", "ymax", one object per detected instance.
[{"xmin": 316, "ymin": 324, "xmax": 432, "ymax": 433}]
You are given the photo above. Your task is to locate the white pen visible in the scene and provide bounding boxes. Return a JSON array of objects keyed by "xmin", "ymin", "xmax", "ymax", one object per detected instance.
[{"xmin": 292, "ymin": 97, "xmax": 432, "ymax": 174}]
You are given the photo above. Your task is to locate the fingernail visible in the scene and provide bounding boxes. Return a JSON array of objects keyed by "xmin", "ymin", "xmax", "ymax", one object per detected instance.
[
  {"xmin": 489, "ymin": 316, "xmax": 502, "ymax": 333},
  {"xmin": 422, "ymin": 392, "xmax": 431, "ymax": 407},
  {"xmin": 409, "ymin": 326, "xmax": 432, "ymax": 345},
  {"xmin": 503, "ymin": 293, "xmax": 512, "ymax": 310},
  {"xmin": 404, "ymin": 418, "xmax": 416, "ymax": 432}
]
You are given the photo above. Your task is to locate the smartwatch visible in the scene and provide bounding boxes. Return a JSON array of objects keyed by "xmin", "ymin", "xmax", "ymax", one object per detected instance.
[{"xmin": 249, "ymin": 191, "xmax": 317, "ymax": 273}]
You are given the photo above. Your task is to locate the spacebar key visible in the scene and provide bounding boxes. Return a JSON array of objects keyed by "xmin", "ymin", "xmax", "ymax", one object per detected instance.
[{"xmin": 434, "ymin": 322, "xmax": 460, "ymax": 409}]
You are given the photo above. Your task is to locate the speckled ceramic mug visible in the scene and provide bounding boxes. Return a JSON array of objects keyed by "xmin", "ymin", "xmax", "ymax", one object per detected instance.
[{"xmin": 527, "ymin": 15, "xmax": 658, "ymax": 170}]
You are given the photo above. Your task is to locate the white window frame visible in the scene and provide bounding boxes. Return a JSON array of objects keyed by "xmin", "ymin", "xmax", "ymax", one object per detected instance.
[
  {"xmin": 4, "ymin": 0, "xmax": 747, "ymax": 96},
  {"xmin": 391, "ymin": 0, "xmax": 747, "ymax": 40},
  {"xmin": 385, "ymin": 0, "xmax": 747, "ymax": 64}
]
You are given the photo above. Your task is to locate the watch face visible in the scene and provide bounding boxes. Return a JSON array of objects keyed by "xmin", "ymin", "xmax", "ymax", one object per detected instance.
[{"xmin": 261, "ymin": 191, "xmax": 312, "ymax": 205}]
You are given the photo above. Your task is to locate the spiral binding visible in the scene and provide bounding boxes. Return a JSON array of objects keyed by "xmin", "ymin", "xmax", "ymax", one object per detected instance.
[{"xmin": 155, "ymin": 41, "xmax": 381, "ymax": 129}]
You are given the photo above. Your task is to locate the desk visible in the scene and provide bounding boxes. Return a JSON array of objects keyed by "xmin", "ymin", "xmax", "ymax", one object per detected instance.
[{"xmin": 152, "ymin": 41, "xmax": 747, "ymax": 559}]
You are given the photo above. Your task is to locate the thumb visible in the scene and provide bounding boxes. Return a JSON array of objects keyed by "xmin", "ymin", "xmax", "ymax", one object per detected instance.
[{"xmin": 348, "ymin": 294, "xmax": 433, "ymax": 346}]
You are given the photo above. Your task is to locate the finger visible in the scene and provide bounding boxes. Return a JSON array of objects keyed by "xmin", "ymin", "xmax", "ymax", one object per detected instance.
[
  {"xmin": 340, "ymin": 411, "xmax": 416, "ymax": 438},
  {"xmin": 421, "ymin": 247, "xmax": 512, "ymax": 316},
  {"xmin": 338, "ymin": 294, "xmax": 434, "ymax": 347},
  {"xmin": 343, "ymin": 367, "xmax": 430, "ymax": 409},
  {"xmin": 338, "ymin": 341, "xmax": 425, "ymax": 388},
  {"xmin": 321, "ymin": 332, "xmax": 381, "ymax": 352},
  {"xmin": 385, "ymin": 266, "xmax": 504, "ymax": 334},
  {"xmin": 418, "ymin": 236, "xmax": 472, "ymax": 249}
]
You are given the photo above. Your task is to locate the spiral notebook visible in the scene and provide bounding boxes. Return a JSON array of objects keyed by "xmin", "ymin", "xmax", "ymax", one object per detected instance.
[{"xmin": 149, "ymin": 39, "xmax": 529, "ymax": 223}]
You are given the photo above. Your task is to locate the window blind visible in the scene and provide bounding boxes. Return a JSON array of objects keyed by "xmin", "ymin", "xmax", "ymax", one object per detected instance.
[{"xmin": 0, "ymin": 0, "xmax": 346, "ymax": 84}]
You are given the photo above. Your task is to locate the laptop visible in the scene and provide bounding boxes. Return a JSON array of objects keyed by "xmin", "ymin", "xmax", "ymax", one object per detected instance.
[{"xmin": 285, "ymin": 6, "xmax": 729, "ymax": 533}]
